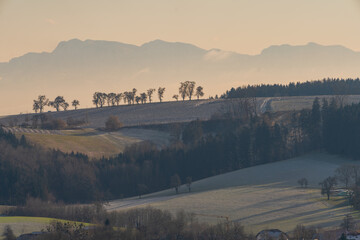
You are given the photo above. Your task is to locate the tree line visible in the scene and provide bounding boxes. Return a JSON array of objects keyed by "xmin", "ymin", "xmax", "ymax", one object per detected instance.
[
  {"xmin": 2, "ymin": 200, "xmax": 355, "ymax": 240},
  {"xmin": 32, "ymin": 81, "xmax": 204, "ymax": 113},
  {"xmin": 222, "ymin": 78, "xmax": 360, "ymax": 99},
  {"xmin": 33, "ymin": 95, "xmax": 80, "ymax": 113}
]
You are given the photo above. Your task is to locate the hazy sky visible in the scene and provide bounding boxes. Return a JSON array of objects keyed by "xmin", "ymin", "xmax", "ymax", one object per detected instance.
[{"xmin": 1, "ymin": 0, "xmax": 360, "ymax": 62}]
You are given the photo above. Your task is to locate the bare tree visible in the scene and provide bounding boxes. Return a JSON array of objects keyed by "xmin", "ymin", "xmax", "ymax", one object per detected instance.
[
  {"xmin": 158, "ymin": 87, "xmax": 165, "ymax": 102},
  {"xmin": 72, "ymin": 100, "xmax": 80, "ymax": 110},
  {"xmin": 171, "ymin": 174, "xmax": 181, "ymax": 194},
  {"xmin": 132, "ymin": 88, "xmax": 137, "ymax": 104},
  {"xmin": 107, "ymin": 93, "xmax": 117, "ymax": 106},
  {"xmin": 336, "ymin": 165, "xmax": 353, "ymax": 189},
  {"xmin": 319, "ymin": 176, "xmax": 337, "ymax": 200},
  {"xmin": 186, "ymin": 177, "xmax": 192, "ymax": 192},
  {"xmin": 179, "ymin": 82, "xmax": 188, "ymax": 101},
  {"xmin": 140, "ymin": 93, "xmax": 147, "ymax": 104},
  {"xmin": 195, "ymin": 86, "xmax": 204, "ymax": 100},
  {"xmin": 147, "ymin": 88, "xmax": 156, "ymax": 103},
  {"xmin": 93, "ymin": 92, "xmax": 106, "ymax": 108},
  {"xmin": 33, "ymin": 95, "xmax": 49, "ymax": 113},
  {"xmin": 186, "ymin": 81, "xmax": 196, "ymax": 100},
  {"xmin": 173, "ymin": 94, "xmax": 179, "ymax": 101},
  {"xmin": 33, "ymin": 101, "xmax": 40, "ymax": 113},
  {"xmin": 49, "ymin": 96, "xmax": 67, "ymax": 111},
  {"xmin": 341, "ymin": 214, "xmax": 356, "ymax": 232},
  {"xmin": 297, "ymin": 178, "xmax": 308, "ymax": 188},
  {"xmin": 115, "ymin": 93, "xmax": 123, "ymax": 106},
  {"xmin": 63, "ymin": 102, "xmax": 69, "ymax": 111},
  {"xmin": 135, "ymin": 96, "xmax": 141, "ymax": 104}
]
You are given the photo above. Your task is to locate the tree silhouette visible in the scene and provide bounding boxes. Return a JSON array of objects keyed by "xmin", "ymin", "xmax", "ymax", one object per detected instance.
[
  {"xmin": 33, "ymin": 95, "xmax": 49, "ymax": 113},
  {"xmin": 72, "ymin": 100, "xmax": 80, "ymax": 110},
  {"xmin": 179, "ymin": 82, "xmax": 188, "ymax": 101},
  {"xmin": 135, "ymin": 96, "xmax": 141, "ymax": 104},
  {"xmin": 158, "ymin": 87, "xmax": 165, "ymax": 102},
  {"xmin": 147, "ymin": 88, "xmax": 156, "ymax": 103},
  {"xmin": 32, "ymin": 101, "xmax": 40, "ymax": 113},
  {"xmin": 115, "ymin": 93, "xmax": 123, "ymax": 106},
  {"xmin": 186, "ymin": 81, "xmax": 196, "ymax": 100},
  {"xmin": 171, "ymin": 174, "xmax": 181, "ymax": 194},
  {"xmin": 107, "ymin": 93, "xmax": 116, "ymax": 106},
  {"xmin": 319, "ymin": 176, "xmax": 337, "ymax": 200},
  {"xmin": 140, "ymin": 93, "xmax": 147, "ymax": 104},
  {"xmin": 49, "ymin": 96, "xmax": 67, "ymax": 111},
  {"xmin": 195, "ymin": 86, "xmax": 204, "ymax": 100},
  {"xmin": 173, "ymin": 94, "xmax": 179, "ymax": 101}
]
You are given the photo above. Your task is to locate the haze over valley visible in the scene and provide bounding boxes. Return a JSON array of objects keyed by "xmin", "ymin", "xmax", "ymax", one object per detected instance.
[{"xmin": 1, "ymin": 39, "xmax": 360, "ymax": 115}]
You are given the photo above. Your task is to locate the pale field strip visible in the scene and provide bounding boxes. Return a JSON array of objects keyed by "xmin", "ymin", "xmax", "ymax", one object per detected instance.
[{"xmin": 107, "ymin": 153, "xmax": 360, "ymax": 233}]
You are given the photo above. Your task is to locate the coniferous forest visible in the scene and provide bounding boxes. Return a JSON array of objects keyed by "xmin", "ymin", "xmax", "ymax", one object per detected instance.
[{"xmin": 222, "ymin": 78, "xmax": 360, "ymax": 98}]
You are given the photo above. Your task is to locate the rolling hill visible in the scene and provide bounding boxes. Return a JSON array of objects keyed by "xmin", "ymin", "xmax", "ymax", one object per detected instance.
[{"xmin": 106, "ymin": 153, "xmax": 360, "ymax": 233}]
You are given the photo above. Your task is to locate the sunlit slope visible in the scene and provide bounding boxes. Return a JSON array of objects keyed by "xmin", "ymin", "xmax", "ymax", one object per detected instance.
[
  {"xmin": 107, "ymin": 153, "xmax": 360, "ymax": 233},
  {"xmin": 13, "ymin": 128, "xmax": 170, "ymax": 159}
]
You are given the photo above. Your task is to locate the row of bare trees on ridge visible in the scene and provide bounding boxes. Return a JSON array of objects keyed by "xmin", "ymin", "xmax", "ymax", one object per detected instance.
[{"xmin": 32, "ymin": 81, "xmax": 204, "ymax": 112}]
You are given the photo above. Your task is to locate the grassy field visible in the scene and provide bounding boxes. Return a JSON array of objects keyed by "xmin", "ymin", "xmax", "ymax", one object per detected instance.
[
  {"xmin": 0, "ymin": 216, "xmax": 90, "ymax": 238},
  {"xmin": 107, "ymin": 153, "xmax": 360, "ymax": 234},
  {"xmin": 17, "ymin": 128, "xmax": 170, "ymax": 159},
  {"xmin": 270, "ymin": 95, "xmax": 360, "ymax": 112}
]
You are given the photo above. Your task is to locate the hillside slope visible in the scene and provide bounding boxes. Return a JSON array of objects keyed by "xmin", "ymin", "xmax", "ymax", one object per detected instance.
[
  {"xmin": 0, "ymin": 99, "xmax": 251, "ymax": 128},
  {"xmin": 107, "ymin": 153, "xmax": 360, "ymax": 233}
]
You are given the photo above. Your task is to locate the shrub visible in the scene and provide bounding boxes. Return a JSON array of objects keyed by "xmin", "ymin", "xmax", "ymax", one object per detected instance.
[{"xmin": 105, "ymin": 116, "xmax": 123, "ymax": 131}]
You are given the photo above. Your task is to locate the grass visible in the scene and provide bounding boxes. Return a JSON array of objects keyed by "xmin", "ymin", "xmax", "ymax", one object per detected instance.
[
  {"xmin": 16, "ymin": 128, "xmax": 171, "ymax": 159},
  {"xmin": 270, "ymin": 95, "xmax": 360, "ymax": 112},
  {"xmin": 18, "ymin": 128, "xmax": 141, "ymax": 159},
  {"xmin": 0, "ymin": 216, "xmax": 91, "ymax": 238},
  {"xmin": 107, "ymin": 153, "xmax": 360, "ymax": 233}
]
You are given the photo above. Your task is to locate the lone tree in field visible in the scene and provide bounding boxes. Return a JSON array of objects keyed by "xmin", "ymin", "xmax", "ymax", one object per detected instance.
[
  {"xmin": 195, "ymin": 86, "xmax": 204, "ymax": 100},
  {"xmin": 186, "ymin": 176, "xmax": 192, "ymax": 192},
  {"xmin": 298, "ymin": 178, "xmax": 308, "ymax": 188},
  {"xmin": 319, "ymin": 176, "xmax": 337, "ymax": 200},
  {"xmin": 158, "ymin": 87, "xmax": 166, "ymax": 102},
  {"xmin": 33, "ymin": 95, "xmax": 49, "ymax": 113},
  {"xmin": 171, "ymin": 174, "xmax": 181, "ymax": 194},
  {"xmin": 105, "ymin": 116, "xmax": 123, "ymax": 131},
  {"xmin": 173, "ymin": 94, "xmax": 179, "ymax": 101},
  {"xmin": 72, "ymin": 100, "xmax": 80, "ymax": 110},
  {"xmin": 147, "ymin": 88, "xmax": 156, "ymax": 103}
]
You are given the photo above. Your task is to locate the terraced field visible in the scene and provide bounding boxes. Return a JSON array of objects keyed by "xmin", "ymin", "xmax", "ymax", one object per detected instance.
[{"xmin": 106, "ymin": 153, "xmax": 360, "ymax": 233}]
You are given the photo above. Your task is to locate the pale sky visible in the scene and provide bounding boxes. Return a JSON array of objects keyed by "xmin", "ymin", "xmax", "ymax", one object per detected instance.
[{"xmin": 1, "ymin": 0, "xmax": 360, "ymax": 62}]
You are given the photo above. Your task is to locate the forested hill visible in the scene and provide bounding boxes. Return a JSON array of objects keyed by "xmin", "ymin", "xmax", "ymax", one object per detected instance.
[
  {"xmin": 222, "ymin": 78, "xmax": 360, "ymax": 98},
  {"xmin": 2, "ymin": 96, "xmax": 360, "ymax": 204}
]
